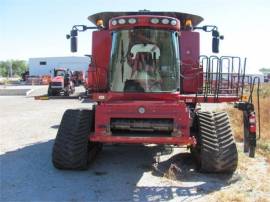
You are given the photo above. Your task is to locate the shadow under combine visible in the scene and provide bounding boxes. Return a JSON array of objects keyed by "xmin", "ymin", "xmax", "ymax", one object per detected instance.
[{"xmin": 0, "ymin": 141, "xmax": 239, "ymax": 202}]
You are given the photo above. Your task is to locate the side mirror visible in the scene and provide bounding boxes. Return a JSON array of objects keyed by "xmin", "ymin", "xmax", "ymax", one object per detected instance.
[
  {"xmin": 71, "ymin": 36, "xmax": 77, "ymax": 52},
  {"xmin": 212, "ymin": 30, "xmax": 220, "ymax": 53},
  {"xmin": 212, "ymin": 37, "xmax": 219, "ymax": 53},
  {"xmin": 70, "ymin": 29, "xmax": 78, "ymax": 53}
]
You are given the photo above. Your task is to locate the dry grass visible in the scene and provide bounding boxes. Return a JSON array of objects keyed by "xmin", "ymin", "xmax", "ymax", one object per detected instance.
[
  {"xmin": 210, "ymin": 191, "xmax": 247, "ymax": 202},
  {"xmin": 228, "ymin": 83, "xmax": 270, "ymax": 162},
  {"xmin": 208, "ymin": 148, "xmax": 270, "ymax": 202},
  {"xmin": 210, "ymin": 190, "xmax": 270, "ymax": 202},
  {"xmin": 207, "ymin": 83, "xmax": 270, "ymax": 202}
]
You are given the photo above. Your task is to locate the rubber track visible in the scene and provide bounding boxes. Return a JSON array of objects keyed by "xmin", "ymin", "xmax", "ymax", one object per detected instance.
[
  {"xmin": 52, "ymin": 109, "xmax": 92, "ymax": 170},
  {"xmin": 197, "ymin": 111, "xmax": 238, "ymax": 173}
]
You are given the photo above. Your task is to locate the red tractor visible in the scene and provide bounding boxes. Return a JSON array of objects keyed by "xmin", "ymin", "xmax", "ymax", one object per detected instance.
[
  {"xmin": 48, "ymin": 68, "xmax": 75, "ymax": 96},
  {"xmin": 52, "ymin": 11, "xmax": 259, "ymax": 172}
]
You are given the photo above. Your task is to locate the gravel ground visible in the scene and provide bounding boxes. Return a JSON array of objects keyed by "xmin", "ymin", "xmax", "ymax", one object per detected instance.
[{"xmin": 0, "ymin": 96, "xmax": 269, "ymax": 202}]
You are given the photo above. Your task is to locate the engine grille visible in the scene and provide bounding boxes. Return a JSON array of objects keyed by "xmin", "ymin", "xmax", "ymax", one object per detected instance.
[
  {"xmin": 110, "ymin": 118, "xmax": 174, "ymax": 137},
  {"xmin": 51, "ymin": 82, "xmax": 62, "ymax": 86}
]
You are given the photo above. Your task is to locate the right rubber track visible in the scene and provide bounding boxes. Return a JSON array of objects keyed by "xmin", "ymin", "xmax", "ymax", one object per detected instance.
[{"xmin": 197, "ymin": 111, "xmax": 238, "ymax": 173}]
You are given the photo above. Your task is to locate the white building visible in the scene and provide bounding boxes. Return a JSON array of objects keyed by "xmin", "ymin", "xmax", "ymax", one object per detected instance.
[{"xmin": 28, "ymin": 56, "xmax": 90, "ymax": 76}]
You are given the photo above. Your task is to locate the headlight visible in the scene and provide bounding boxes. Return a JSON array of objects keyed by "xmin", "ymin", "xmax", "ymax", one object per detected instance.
[
  {"xmin": 161, "ymin": 18, "xmax": 169, "ymax": 24},
  {"xmin": 170, "ymin": 20, "xmax": 177, "ymax": 26},
  {"xmin": 150, "ymin": 18, "xmax": 159, "ymax": 24},
  {"xmin": 118, "ymin": 19, "xmax": 126, "ymax": 24},
  {"xmin": 111, "ymin": 20, "xmax": 117, "ymax": 26},
  {"xmin": 128, "ymin": 18, "xmax": 136, "ymax": 24}
]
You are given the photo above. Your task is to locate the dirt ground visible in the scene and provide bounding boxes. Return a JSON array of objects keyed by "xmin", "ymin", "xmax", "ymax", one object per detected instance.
[{"xmin": 0, "ymin": 96, "xmax": 269, "ymax": 202}]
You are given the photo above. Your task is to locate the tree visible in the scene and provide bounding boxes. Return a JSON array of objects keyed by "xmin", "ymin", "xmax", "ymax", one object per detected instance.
[
  {"xmin": 259, "ymin": 68, "xmax": 270, "ymax": 74},
  {"xmin": 0, "ymin": 60, "xmax": 28, "ymax": 77},
  {"xmin": 0, "ymin": 61, "xmax": 8, "ymax": 77}
]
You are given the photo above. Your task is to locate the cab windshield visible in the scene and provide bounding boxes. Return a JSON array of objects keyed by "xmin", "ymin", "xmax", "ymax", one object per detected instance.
[
  {"xmin": 55, "ymin": 70, "xmax": 65, "ymax": 77},
  {"xmin": 109, "ymin": 29, "xmax": 180, "ymax": 92}
]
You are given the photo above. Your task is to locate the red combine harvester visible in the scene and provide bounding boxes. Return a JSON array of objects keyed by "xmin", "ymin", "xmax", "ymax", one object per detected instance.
[
  {"xmin": 48, "ymin": 68, "xmax": 75, "ymax": 96},
  {"xmin": 52, "ymin": 11, "xmax": 260, "ymax": 172}
]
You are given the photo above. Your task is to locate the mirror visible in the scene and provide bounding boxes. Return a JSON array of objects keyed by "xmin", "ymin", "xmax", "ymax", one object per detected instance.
[
  {"xmin": 212, "ymin": 37, "xmax": 219, "ymax": 53},
  {"xmin": 70, "ymin": 29, "xmax": 78, "ymax": 52},
  {"xmin": 71, "ymin": 36, "xmax": 77, "ymax": 52},
  {"xmin": 212, "ymin": 30, "xmax": 220, "ymax": 53}
]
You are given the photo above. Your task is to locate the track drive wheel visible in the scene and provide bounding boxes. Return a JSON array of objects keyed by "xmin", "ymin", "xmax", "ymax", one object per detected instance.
[
  {"xmin": 52, "ymin": 109, "xmax": 101, "ymax": 170},
  {"xmin": 191, "ymin": 111, "xmax": 238, "ymax": 173}
]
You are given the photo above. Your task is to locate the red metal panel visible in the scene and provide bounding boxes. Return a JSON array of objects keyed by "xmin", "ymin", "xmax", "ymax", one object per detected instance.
[
  {"xmin": 92, "ymin": 92, "xmax": 181, "ymax": 102},
  {"xmin": 90, "ymin": 100, "xmax": 193, "ymax": 145},
  {"xmin": 180, "ymin": 31, "xmax": 203, "ymax": 93},
  {"xmin": 88, "ymin": 30, "xmax": 111, "ymax": 91}
]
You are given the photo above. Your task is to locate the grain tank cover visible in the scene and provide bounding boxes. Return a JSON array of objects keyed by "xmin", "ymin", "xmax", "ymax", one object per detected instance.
[{"xmin": 88, "ymin": 11, "xmax": 203, "ymax": 28}]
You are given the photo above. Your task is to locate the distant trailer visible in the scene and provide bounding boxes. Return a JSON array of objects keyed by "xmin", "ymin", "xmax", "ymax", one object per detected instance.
[
  {"xmin": 203, "ymin": 73, "xmax": 265, "ymax": 84},
  {"xmin": 243, "ymin": 74, "xmax": 265, "ymax": 84},
  {"xmin": 28, "ymin": 56, "xmax": 90, "ymax": 76}
]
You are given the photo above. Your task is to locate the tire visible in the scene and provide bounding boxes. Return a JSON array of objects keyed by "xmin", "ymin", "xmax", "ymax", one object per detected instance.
[
  {"xmin": 192, "ymin": 111, "xmax": 238, "ymax": 173},
  {"xmin": 52, "ymin": 109, "xmax": 95, "ymax": 170},
  {"xmin": 64, "ymin": 90, "xmax": 69, "ymax": 96},
  {"xmin": 48, "ymin": 86, "xmax": 52, "ymax": 96},
  {"xmin": 48, "ymin": 87, "xmax": 59, "ymax": 96}
]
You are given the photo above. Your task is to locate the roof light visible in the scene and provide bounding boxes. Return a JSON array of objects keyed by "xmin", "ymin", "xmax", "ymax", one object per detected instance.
[
  {"xmin": 150, "ymin": 18, "xmax": 159, "ymax": 24},
  {"xmin": 170, "ymin": 20, "xmax": 177, "ymax": 26},
  {"xmin": 161, "ymin": 18, "xmax": 169, "ymax": 24},
  {"xmin": 128, "ymin": 18, "xmax": 136, "ymax": 24},
  {"xmin": 96, "ymin": 19, "xmax": 104, "ymax": 27},
  {"xmin": 118, "ymin": 19, "xmax": 126, "ymax": 24},
  {"xmin": 111, "ymin": 20, "xmax": 117, "ymax": 26}
]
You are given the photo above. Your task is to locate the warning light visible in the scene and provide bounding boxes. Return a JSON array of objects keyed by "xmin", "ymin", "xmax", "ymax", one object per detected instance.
[
  {"xmin": 185, "ymin": 19, "xmax": 193, "ymax": 27},
  {"xmin": 96, "ymin": 19, "xmax": 104, "ymax": 27}
]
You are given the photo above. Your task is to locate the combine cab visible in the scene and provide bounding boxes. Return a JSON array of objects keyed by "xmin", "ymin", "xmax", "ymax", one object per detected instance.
[
  {"xmin": 52, "ymin": 11, "xmax": 259, "ymax": 172},
  {"xmin": 48, "ymin": 68, "xmax": 75, "ymax": 96}
]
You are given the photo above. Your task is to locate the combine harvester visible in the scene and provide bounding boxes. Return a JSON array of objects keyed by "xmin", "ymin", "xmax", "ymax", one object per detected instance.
[{"xmin": 52, "ymin": 11, "xmax": 260, "ymax": 172}]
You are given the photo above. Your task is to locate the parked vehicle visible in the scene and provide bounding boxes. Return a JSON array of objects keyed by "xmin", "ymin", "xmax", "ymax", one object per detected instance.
[
  {"xmin": 52, "ymin": 11, "xmax": 259, "ymax": 172},
  {"xmin": 72, "ymin": 70, "xmax": 85, "ymax": 86},
  {"xmin": 48, "ymin": 68, "xmax": 75, "ymax": 96}
]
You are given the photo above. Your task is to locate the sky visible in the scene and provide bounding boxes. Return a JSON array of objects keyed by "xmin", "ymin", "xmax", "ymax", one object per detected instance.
[{"xmin": 1, "ymin": 0, "xmax": 270, "ymax": 73}]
